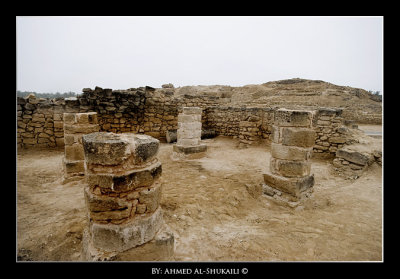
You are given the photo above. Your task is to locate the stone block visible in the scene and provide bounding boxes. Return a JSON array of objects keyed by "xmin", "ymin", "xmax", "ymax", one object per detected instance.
[
  {"xmin": 177, "ymin": 114, "xmax": 201, "ymax": 123},
  {"xmin": 82, "ymin": 223, "xmax": 174, "ymax": 261},
  {"xmin": 328, "ymin": 137, "xmax": 346, "ymax": 144},
  {"xmin": 64, "ymin": 124, "xmax": 99, "ymax": 134},
  {"xmin": 84, "ymin": 185, "xmax": 133, "ymax": 212},
  {"xmin": 56, "ymin": 138, "xmax": 65, "ymax": 147},
  {"xmin": 65, "ymin": 143, "xmax": 85, "ymax": 161},
  {"xmin": 336, "ymin": 148, "xmax": 372, "ymax": 166},
  {"xmin": 177, "ymin": 122, "xmax": 202, "ymax": 131},
  {"xmin": 263, "ymin": 172, "xmax": 314, "ymax": 197},
  {"xmin": 182, "ymin": 107, "xmax": 202, "ymax": 115},
  {"xmin": 274, "ymin": 109, "xmax": 313, "ymax": 127},
  {"xmin": 87, "ymin": 162, "xmax": 162, "ymax": 192},
  {"xmin": 177, "ymin": 138, "xmax": 199, "ymax": 146},
  {"xmin": 83, "ymin": 133, "xmax": 159, "ymax": 166},
  {"xmin": 76, "ymin": 112, "xmax": 98, "ymax": 124},
  {"xmin": 281, "ymin": 127, "xmax": 316, "ymax": 148},
  {"xmin": 271, "ymin": 125, "xmax": 281, "ymax": 143},
  {"xmin": 64, "ymin": 135, "xmax": 74, "ymax": 146},
  {"xmin": 138, "ymin": 182, "xmax": 162, "ymax": 213},
  {"xmin": 317, "ymin": 120, "xmax": 331, "ymax": 126},
  {"xmin": 271, "ymin": 143, "xmax": 312, "ymax": 161},
  {"xmin": 63, "ymin": 113, "xmax": 76, "ymax": 124},
  {"xmin": 54, "ymin": 121, "xmax": 64, "ymax": 129},
  {"xmin": 173, "ymin": 144, "xmax": 207, "ymax": 154},
  {"xmin": 89, "ymin": 207, "xmax": 163, "ymax": 252},
  {"xmin": 270, "ymin": 158, "xmax": 311, "ymax": 178},
  {"xmin": 63, "ymin": 159, "xmax": 85, "ymax": 174},
  {"xmin": 177, "ymin": 129, "xmax": 201, "ymax": 140}
]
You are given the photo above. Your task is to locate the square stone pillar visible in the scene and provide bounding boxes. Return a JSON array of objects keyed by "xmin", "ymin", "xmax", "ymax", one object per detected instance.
[
  {"xmin": 262, "ymin": 109, "xmax": 317, "ymax": 206},
  {"xmin": 172, "ymin": 107, "xmax": 207, "ymax": 158},
  {"xmin": 81, "ymin": 132, "xmax": 174, "ymax": 261},
  {"xmin": 62, "ymin": 112, "xmax": 99, "ymax": 183}
]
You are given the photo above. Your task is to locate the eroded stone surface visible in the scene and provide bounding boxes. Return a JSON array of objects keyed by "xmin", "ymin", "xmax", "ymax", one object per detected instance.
[
  {"xmin": 63, "ymin": 112, "xmax": 99, "ymax": 180},
  {"xmin": 174, "ymin": 107, "xmax": 207, "ymax": 157},
  {"xmin": 263, "ymin": 109, "xmax": 315, "ymax": 204},
  {"xmin": 89, "ymin": 207, "xmax": 163, "ymax": 252},
  {"xmin": 82, "ymin": 131, "xmax": 173, "ymax": 260}
]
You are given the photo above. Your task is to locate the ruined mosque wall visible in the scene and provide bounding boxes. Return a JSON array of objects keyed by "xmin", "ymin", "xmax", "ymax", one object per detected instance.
[{"xmin": 17, "ymin": 86, "xmax": 348, "ymax": 156}]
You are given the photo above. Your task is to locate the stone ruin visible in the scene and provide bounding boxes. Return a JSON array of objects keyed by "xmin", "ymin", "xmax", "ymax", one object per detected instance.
[
  {"xmin": 262, "ymin": 109, "xmax": 317, "ymax": 206},
  {"xmin": 62, "ymin": 112, "xmax": 99, "ymax": 182},
  {"xmin": 172, "ymin": 107, "xmax": 207, "ymax": 158},
  {"xmin": 81, "ymin": 132, "xmax": 174, "ymax": 261}
]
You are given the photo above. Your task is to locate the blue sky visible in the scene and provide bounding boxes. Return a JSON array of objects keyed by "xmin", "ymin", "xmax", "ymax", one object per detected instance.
[{"xmin": 16, "ymin": 16, "xmax": 383, "ymax": 94}]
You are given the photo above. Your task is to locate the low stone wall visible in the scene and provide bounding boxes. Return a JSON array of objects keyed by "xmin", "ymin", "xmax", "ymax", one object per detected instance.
[
  {"xmin": 205, "ymin": 106, "xmax": 274, "ymax": 144},
  {"xmin": 17, "ymin": 94, "xmax": 90, "ymax": 148},
  {"xmin": 17, "ymin": 87, "xmax": 360, "ymax": 157}
]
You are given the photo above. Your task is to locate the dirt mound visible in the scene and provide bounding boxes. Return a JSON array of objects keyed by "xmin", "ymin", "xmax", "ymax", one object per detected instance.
[{"xmin": 172, "ymin": 78, "xmax": 382, "ymax": 124}]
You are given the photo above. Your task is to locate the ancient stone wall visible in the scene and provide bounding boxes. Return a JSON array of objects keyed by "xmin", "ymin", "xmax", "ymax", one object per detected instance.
[
  {"xmin": 205, "ymin": 106, "xmax": 274, "ymax": 144},
  {"xmin": 312, "ymin": 108, "xmax": 348, "ymax": 156},
  {"xmin": 17, "ymin": 88, "xmax": 352, "ymax": 156},
  {"xmin": 17, "ymin": 94, "xmax": 91, "ymax": 148}
]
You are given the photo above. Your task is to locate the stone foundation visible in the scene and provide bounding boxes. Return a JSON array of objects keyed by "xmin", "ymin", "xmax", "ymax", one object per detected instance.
[
  {"xmin": 262, "ymin": 109, "xmax": 316, "ymax": 206},
  {"xmin": 63, "ymin": 112, "xmax": 99, "ymax": 182},
  {"xmin": 81, "ymin": 132, "xmax": 174, "ymax": 261},
  {"xmin": 332, "ymin": 146, "xmax": 376, "ymax": 179}
]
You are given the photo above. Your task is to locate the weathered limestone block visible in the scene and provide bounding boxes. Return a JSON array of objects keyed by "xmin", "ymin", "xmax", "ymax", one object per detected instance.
[
  {"xmin": 83, "ymin": 133, "xmax": 159, "ymax": 167},
  {"xmin": 336, "ymin": 148, "xmax": 373, "ymax": 166},
  {"xmin": 173, "ymin": 144, "xmax": 207, "ymax": 154},
  {"xmin": 65, "ymin": 143, "xmax": 85, "ymax": 161},
  {"xmin": 177, "ymin": 129, "xmax": 202, "ymax": 140},
  {"xmin": 63, "ymin": 112, "xmax": 100, "ymax": 181},
  {"xmin": 82, "ymin": 223, "xmax": 174, "ymax": 261},
  {"xmin": 281, "ymin": 127, "xmax": 316, "ymax": 147},
  {"xmin": 270, "ymin": 158, "xmax": 311, "ymax": 178},
  {"xmin": 274, "ymin": 109, "xmax": 314, "ymax": 127},
  {"xmin": 173, "ymin": 107, "xmax": 206, "ymax": 158},
  {"xmin": 63, "ymin": 159, "xmax": 85, "ymax": 175},
  {"xmin": 88, "ymin": 207, "xmax": 163, "ymax": 252},
  {"xmin": 183, "ymin": 107, "xmax": 202, "ymax": 114},
  {"xmin": 263, "ymin": 173, "xmax": 314, "ymax": 198},
  {"xmin": 86, "ymin": 162, "xmax": 162, "ymax": 192},
  {"xmin": 138, "ymin": 182, "xmax": 162, "ymax": 213},
  {"xmin": 177, "ymin": 114, "xmax": 201, "ymax": 123},
  {"xmin": 271, "ymin": 143, "xmax": 313, "ymax": 161}
]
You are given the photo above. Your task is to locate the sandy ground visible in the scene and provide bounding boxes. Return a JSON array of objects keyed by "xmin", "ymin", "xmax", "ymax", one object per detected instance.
[
  {"xmin": 16, "ymin": 136, "xmax": 383, "ymax": 262},
  {"xmin": 358, "ymin": 124, "xmax": 382, "ymax": 133}
]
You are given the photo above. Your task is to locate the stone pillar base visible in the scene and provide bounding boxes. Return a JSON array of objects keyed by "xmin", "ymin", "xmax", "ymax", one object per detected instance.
[
  {"xmin": 262, "ymin": 172, "xmax": 314, "ymax": 206},
  {"xmin": 81, "ymin": 223, "xmax": 175, "ymax": 261},
  {"xmin": 172, "ymin": 144, "xmax": 207, "ymax": 159},
  {"xmin": 261, "ymin": 182, "xmax": 313, "ymax": 208},
  {"xmin": 62, "ymin": 158, "xmax": 85, "ymax": 184}
]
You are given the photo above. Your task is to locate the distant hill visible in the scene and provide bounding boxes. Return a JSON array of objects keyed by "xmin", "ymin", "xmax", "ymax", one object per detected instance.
[{"xmin": 170, "ymin": 78, "xmax": 382, "ymax": 124}]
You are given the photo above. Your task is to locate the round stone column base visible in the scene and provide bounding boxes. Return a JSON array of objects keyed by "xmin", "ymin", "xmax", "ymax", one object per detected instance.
[
  {"xmin": 81, "ymin": 223, "xmax": 175, "ymax": 261},
  {"xmin": 172, "ymin": 144, "xmax": 207, "ymax": 160}
]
